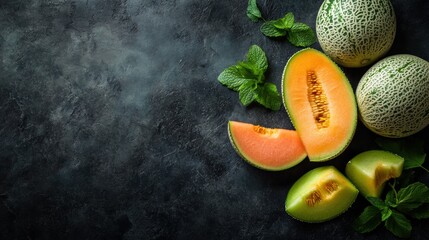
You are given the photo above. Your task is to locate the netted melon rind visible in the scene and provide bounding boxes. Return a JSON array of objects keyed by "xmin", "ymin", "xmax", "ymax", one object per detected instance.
[
  {"xmin": 356, "ymin": 55, "xmax": 429, "ymax": 138},
  {"xmin": 316, "ymin": 0, "xmax": 396, "ymax": 68}
]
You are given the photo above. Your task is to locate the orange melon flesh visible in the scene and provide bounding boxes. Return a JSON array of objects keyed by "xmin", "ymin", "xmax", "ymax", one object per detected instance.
[
  {"xmin": 282, "ymin": 48, "xmax": 357, "ymax": 162},
  {"xmin": 228, "ymin": 121, "xmax": 307, "ymax": 171}
]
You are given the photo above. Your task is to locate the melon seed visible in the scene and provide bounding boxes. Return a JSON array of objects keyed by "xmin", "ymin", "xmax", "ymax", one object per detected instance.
[{"xmin": 307, "ymin": 70, "xmax": 330, "ymax": 129}]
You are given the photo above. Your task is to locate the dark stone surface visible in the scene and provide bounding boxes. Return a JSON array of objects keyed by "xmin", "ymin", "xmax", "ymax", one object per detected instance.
[{"xmin": 0, "ymin": 0, "xmax": 428, "ymax": 239}]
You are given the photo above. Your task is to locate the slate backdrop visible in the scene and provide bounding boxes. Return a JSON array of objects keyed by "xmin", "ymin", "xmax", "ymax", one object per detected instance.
[{"xmin": 0, "ymin": 0, "xmax": 428, "ymax": 239}]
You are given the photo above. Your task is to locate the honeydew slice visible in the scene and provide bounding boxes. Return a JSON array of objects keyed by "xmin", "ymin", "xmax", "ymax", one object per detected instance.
[
  {"xmin": 345, "ymin": 150, "xmax": 404, "ymax": 197},
  {"xmin": 285, "ymin": 166, "xmax": 358, "ymax": 223}
]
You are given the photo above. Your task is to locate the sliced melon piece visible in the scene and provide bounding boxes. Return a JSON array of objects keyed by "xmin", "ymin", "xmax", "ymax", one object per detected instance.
[
  {"xmin": 282, "ymin": 48, "xmax": 357, "ymax": 162},
  {"xmin": 285, "ymin": 166, "xmax": 358, "ymax": 223},
  {"xmin": 345, "ymin": 150, "xmax": 404, "ymax": 197},
  {"xmin": 228, "ymin": 121, "xmax": 307, "ymax": 171}
]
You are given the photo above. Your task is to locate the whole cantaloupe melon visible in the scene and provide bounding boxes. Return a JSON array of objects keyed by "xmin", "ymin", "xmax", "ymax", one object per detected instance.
[
  {"xmin": 316, "ymin": 0, "xmax": 396, "ymax": 68},
  {"xmin": 356, "ymin": 54, "xmax": 429, "ymax": 138}
]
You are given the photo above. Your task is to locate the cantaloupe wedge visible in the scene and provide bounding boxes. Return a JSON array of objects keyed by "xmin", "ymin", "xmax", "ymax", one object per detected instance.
[{"xmin": 228, "ymin": 121, "xmax": 307, "ymax": 171}]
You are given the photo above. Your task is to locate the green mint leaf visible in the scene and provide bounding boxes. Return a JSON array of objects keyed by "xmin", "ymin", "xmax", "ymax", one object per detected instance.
[
  {"xmin": 367, "ymin": 196, "xmax": 392, "ymax": 221},
  {"xmin": 247, "ymin": 0, "xmax": 262, "ymax": 22},
  {"xmin": 385, "ymin": 210, "xmax": 412, "ymax": 238},
  {"xmin": 375, "ymin": 137, "xmax": 426, "ymax": 170},
  {"xmin": 277, "ymin": 12, "xmax": 294, "ymax": 30},
  {"xmin": 408, "ymin": 203, "xmax": 429, "ymax": 219},
  {"xmin": 246, "ymin": 45, "xmax": 268, "ymax": 73},
  {"xmin": 385, "ymin": 189, "xmax": 397, "ymax": 208},
  {"xmin": 353, "ymin": 206, "xmax": 382, "ymax": 233},
  {"xmin": 255, "ymin": 82, "xmax": 282, "ymax": 111},
  {"xmin": 236, "ymin": 61, "xmax": 264, "ymax": 81},
  {"xmin": 218, "ymin": 66, "xmax": 254, "ymax": 91},
  {"xmin": 238, "ymin": 80, "xmax": 257, "ymax": 106},
  {"xmin": 260, "ymin": 21, "xmax": 287, "ymax": 37},
  {"xmin": 381, "ymin": 207, "xmax": 392, "ymax": 221},
  {"xmin": 367, "ymin": 196, "xmax": 387, "ymax": 210},
  {"xmin": 287, "ymin": 22, "xmax": 316, "ymax": 47},
  {"xmin": 395, "ymin": 182, "xmax": 429, "ymax": 212},
  {"xmin": 272, "ymin": 18, "xmax": 287, "ymax": 29}
]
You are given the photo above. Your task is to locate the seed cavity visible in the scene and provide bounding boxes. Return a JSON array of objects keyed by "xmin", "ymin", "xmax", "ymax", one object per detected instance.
[
  {"xmin": 305, "ymin": 180, "xmax": 340, "ymax": 207},
  {"xmin": 375, "ymin": 166, "xmax": 395, "ymax": 187},
  {"xmin": 305, "ymin": 190, "xmax": 322, "ymax": 207},
  {"xmin": 253, "ymin": 125, "xmax": 278, "ymax": 136},
  {"xmin": 307, "ymin": 70, "xmax": 330, "ymax": 129},
  {"xmin": 324, "ymin": 180, "xmax": 339, "ymax": 194}
]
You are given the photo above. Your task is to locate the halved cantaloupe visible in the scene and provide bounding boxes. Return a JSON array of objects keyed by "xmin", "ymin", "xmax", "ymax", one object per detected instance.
[
  {"xmin": 282, "ymin": 48, "xmax": 357, "ymax": 162},
  {"xmin": 228, "ymin": 121, "xmax": 307, "ymax": 171}
]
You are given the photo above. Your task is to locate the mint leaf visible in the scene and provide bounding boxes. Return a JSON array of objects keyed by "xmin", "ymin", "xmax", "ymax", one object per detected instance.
[
  {"xmin": 381, "ymin": 207, "xmax": 392, "ymax": 221},
  {"xmin": 276, "ymin": 12, "xmax": 294, "ymax": 30},
  {"xmin": 247, "ymin": 0, "xmax": 262, "ymax": 22},
  {"xmin": 366, "ymin": 196, "xmax": 392, "ymax": 221},
  {"xmin": 395, "ymin": 182, "xmax": 429, "ymax": 212},
  {"xmin": 236, "ymin": 61, "xmax": 264, "ymax": 82},
  {"xmin": 385, "ymin": 189, "xmax": 397, "ymax": 207},
  {"xmin": 287, "ymin": 22, "xmax": 316, "ymax": 47},
  {"xmin": 353, "ymin": 206, "xmax": 382, "ymax": 233},
  {"xmin": 218, "ymin": 66, "xmax": 254, "ymax": 91},
  {"xmin": 246, "ymin": 45, "xmax": 268, "ymax": 73},
  {"xmin": 239, "ymin": 81, "xmax": 257, "ymax": 106},
  {"xmin": 260, "ymin": 21, "xmax": 287, "ymax": 37},
  {"xmin": 367, "ymin": 196, "xmax": 387, "ymax": 210},
  {"xmin": 260, "ymin": 13, "xmax": 294, "ymax": 36},
  {"xmin": 385, "ymin": 210, "xmax": 412, "ymax": 238},
  {"xmin": 272, "ymin": 18, "xmax": 287, "ymax": 30},
  {"xmin": 259, "ymin": 12, "xmax": 317, "ymax": 48},
  {"xmin": 255, "ymin": 82, "xmax": 281, "ymax": 111},
  {"xmin": 408, "ymin": 203, "xmax": 429, "ymax": 219},
  {"xmin": 375, "ymin": 137, "xmax": 426, "ymax": 170}
]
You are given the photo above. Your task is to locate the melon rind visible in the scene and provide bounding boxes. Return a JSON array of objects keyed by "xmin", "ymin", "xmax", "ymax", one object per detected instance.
[
  {"xmin": 281, "ymin": 48, "xmax": 357, "ymax": 162},
  {"xmin": 356, "ymin": 54, "xmax": 429, "ymax": 138},
  {"xmin": 316, "ymin": 0, "xmax": 396, "ymax": 68},
  {"xmin": 227, "ymin": 121, "xmax": 307, "ymax": 171}
]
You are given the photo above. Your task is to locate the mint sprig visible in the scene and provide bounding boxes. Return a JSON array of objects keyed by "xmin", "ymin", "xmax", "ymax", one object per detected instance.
[
  {"xmin": 354, "ymin": 181, "xmax": 429, "ymax": 238},
  {"xmin": 260, "ymin": 12, "xmax": 316, "ymax": 47},
  {"xmin": 218, "ymin": 45, "xmax": 281, "ymax": 111}
]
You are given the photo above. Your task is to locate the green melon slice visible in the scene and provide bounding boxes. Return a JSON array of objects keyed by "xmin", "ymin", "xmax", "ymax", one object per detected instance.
[
  {"xmin": 228, "ymin": 121, "xmax": 307, "ymax": 171},
  {"xmin": 285, "ymin": 166, "xmax": 358, "ymax": 223},
  {"xmin": 346, "ymin": 150, "xmax": 404, "ymax": 197}
]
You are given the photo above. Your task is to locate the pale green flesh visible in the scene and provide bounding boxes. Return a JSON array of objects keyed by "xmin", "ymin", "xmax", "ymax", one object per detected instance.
[
  {"xmin": 345, "ymin": 150, "xmax": 404, "ymax": 197},
  {"xmin": 285, "ymin": 166, "xmax": 358, "ymax": 223}
]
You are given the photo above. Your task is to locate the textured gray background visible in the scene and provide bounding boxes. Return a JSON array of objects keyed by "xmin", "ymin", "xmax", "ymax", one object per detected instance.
[{"xmin": 0, "ymin": 0, "xmax": 428, "ymax": 239}]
